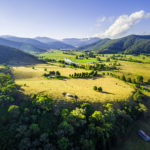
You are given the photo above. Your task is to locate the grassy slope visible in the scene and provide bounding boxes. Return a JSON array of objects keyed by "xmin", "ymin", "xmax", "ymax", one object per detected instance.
[{"xmin": 0, "ymin": 45, "xmax": 42, "ymax": 65}]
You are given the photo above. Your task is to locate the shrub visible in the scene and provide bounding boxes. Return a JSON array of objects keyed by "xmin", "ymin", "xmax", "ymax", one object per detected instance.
[
  {"xmin": 136, "ymin": 76, "xmax": 144, "ymax": 83},
  {"xmin": 57, "ymin": 137, "xmax": 69, "ymax": 150},
  {"xmin": 98, "ymin": 87, "xmax": 102, "ymax": 92},
  {"xmin": 93, "ymin": 86, "xmax": 97, "ymax": 91},
  {"xmin": 121, "ymin": 75, "xmax": 126, "ymax": 81},
  {"xmin": 127, "ymin": 78, "xmax": 132, "ymax": 83},
  {"xmin": 133, "ymin": 90, "xmax": 144, "ymax": 102},
  {"xmin": 8, "ymin": 105, "xmax": 20, "ymax": 118}
]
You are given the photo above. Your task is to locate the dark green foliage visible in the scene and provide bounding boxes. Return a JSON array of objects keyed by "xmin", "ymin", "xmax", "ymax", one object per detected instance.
[
  {"xmin": 127, "ymin": 77, "xmax": 132, "ymax": 83},
  {"xmin": 147, "ymin": 79, "xmax": 150, "ymax": 83},
  {"xmin": 133, "ymin": 90, "xmax": 144, "ymax": 102},
  {"xmin": 121, "ymin": 75, "xmax": 126, "ymax": 81},
  {"xmin": 70, "ymin": 71, "xmax": 98, "ymax": 79},
  {"xmin": 93, "ymin": 86, "xmax": 97, "ymax": 91},
  {"xmin": 93, "ymin": 86, "xmax": 102, "ymax": 92},
  {"xmin": 136, "ymin": 75, "xmax": 144, "ymax": 83},
  {"xmin": 43, "ymin": 71, "xmax": 63, "ymax": 79},
  {"xmin": 106, "ymin": 58, "xmax": 110, "ymax": 62},
  {"xmin": 98, "ymin": 87, "xmax": 103, "ymax": 92},
  {"xmin": 96, "ymin": 57, "xmax": 101, "ymax": 61}
]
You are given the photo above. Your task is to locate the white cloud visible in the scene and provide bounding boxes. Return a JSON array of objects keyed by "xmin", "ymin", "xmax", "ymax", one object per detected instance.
[
  {"xmin": 95, "ymin": 16, "xmax": 114, "ymax": 27},
  {"xmin": 96, "ymin": 10, "xmax": 150, "ymax": 38}
]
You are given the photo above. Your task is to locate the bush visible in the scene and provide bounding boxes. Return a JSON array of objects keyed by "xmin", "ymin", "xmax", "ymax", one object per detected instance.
[
  {"xmin": 137, "ymin": 76, "xmax": 144, "ymax": 83},
  {"xmin": 127, "ymin": 78, "xmax": 132, "ymax": 83},
  {"xmin": 93, "ymin": 86, "xmax": 97, "ymax": 91},
  {"xmin": 8, "ymin": 105, "xmax": 20, "ymax": 118},
  {"xmin": 121, "ymin": 75, "xmax": 126, "ymax": 81},
  {"xmin": 98, "ymin": 87, "xmax": 102, "ymax": 92},
  {"xmin": 133, "ymin": 90, "xmax": 144, "ymax": 102}
]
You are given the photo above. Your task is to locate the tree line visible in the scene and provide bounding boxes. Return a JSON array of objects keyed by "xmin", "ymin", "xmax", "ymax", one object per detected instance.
[{"xmin": 69, "ymin": 71, "xmax": 98, "ymax": 78}]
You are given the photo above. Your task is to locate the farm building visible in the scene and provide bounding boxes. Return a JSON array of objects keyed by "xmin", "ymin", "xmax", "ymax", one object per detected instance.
[{"xmin": 64, "ymin": 58, "xmax": 76, "ymax": 65}]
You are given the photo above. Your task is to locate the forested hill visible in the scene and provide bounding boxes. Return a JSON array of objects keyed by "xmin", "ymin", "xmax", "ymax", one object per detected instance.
[
  {"xmin": 78, "ymin": 35, "xmax": 150, "ymax": 54},
  {"xmin": 78, "ymin": 38, "xmax": 110, "ymax": 51},
  {"xmin": 0, "ymin": 45, "xmax": 42, "ymax": 65}
]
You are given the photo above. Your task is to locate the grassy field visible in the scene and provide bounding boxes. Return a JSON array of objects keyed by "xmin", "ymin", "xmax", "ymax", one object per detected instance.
[
  {"xmin": 12, "ymin": 64, "xmax": 134, "ymax": 102},
  {"xmin": 119, "ymin": 61, "xmax": 150, "ymax": 81},
  {"xmin": 38, "ymin": 50, "xmax": 100, "ymax": 64}
]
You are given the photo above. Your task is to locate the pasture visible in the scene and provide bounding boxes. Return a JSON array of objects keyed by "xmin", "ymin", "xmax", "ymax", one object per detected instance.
[
  {"xmin": 119, "ymin": 61, "xmax": 150, "ymax": 81},
  {"xmin": 12, "ymin": 64, "xmax": 134, "ymax": 102}
]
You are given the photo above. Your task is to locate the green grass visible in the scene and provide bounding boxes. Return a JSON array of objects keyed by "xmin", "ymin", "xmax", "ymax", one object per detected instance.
[{"xmin": 38, "ymin": 50, "xmax": 98, "ymax": 64}]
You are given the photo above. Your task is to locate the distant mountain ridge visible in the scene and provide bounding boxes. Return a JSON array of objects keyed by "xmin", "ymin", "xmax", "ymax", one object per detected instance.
[
  {"xmin": 35, "ymin": 37, "xmax": 75, "ymax": 49},
  {"xmin": 0, "ymin": 37, "xmax": 45, "ymax": 53},
  {"xmin": 0, "ymin": 35, "xmax": 74, "ymax": 53},
  {"xmin": 62, "ymin": 37, "xmax": 100, "ymax": 47},
  {"xmin": 78, "ymin": 35, "xmax": 150, "ymax": 54},
  {"xmin": 1, "ymin": 35, "xmax": 150, "ymax": 54},
  {"xmin": 0, "ymin": 45, "xmax": 42, "ymax": 65}
]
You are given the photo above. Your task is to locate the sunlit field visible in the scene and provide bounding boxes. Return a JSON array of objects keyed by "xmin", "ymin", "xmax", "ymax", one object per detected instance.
[
  {"xmin": 12, "ymin": 64, "xmax": 134, "ymax": 102},
  {"xmin": 118, "ymin": 61, "xmax": 150, "ymax": 81}
]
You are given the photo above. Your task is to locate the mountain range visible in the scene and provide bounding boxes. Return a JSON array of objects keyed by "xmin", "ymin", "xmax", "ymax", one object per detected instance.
[
  {"xmin": 62, "ymin": 37, "xmax": 100, "ymax": 47},
  {"xmin": 0, "ymin": 36, "xmax": 74, "ymax": 52},
  {"xmin": 0, "ymin": 34, "xmax": 150, "ymax": 64},
  {"xmin": 78, "ymin": 35, "xmax": 150, "ymax": 54}
]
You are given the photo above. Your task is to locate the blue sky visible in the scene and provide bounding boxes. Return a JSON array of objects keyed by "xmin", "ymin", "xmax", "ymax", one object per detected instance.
[{"xmin": 0, "ymin": 0, "xmax": 150, "ymax": 39}]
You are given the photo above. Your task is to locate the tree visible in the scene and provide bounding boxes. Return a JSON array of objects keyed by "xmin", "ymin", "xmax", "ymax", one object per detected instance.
[
  {"xmin": 137, "ymin": 75, "xmax": 143, "ymax": 83},
  {"xmin": 97, "ymin": 57, "xmax": 101, "ymax": 61},
  {"xmin": 106, "ymin": 58, "xmax": 110, "ymax": 62},
  {"xmin": 98, "ymin": 87, "xmax": 102, "ymax": 92},
  {"xmin": 8, "ymin": 104, "xmax": 19, "ymax": 115},
  {"xmin": 57, "ymin": 137, "xmax": 69, "ymax": 150},
  {"xmin": 90, "ymin": 111, "xmax": 104, "ymax": 122},
  {"xmin": 74, "ymin": 95, "xmax": 78, "ymax": 103},
  {"xmin": 61, "ymin": 109, "xmax": 69, "ymax": 119},
  {"xmin": 29, "ymin": 123, "xmax": 40, "ymax": 134},
  {"xmin": 121, "ymin": 75, "xmax": 126, "ymax": 81},
  {"xmin": 62, "ymin": 92, "xmax": 66, "ymax": 97},
  {"xmin": 133, "ymin": 90, "xmax": 144, "ymax": 102},
  {"xmin": 32, "ymin": 66, "xmax": 35, "ymax": 69},
  {"xmin": 56, "ymin": 71, "xmax": 61, "ymax": 76},
  {"xmin": 147, "ymin": 79, "xmax": 150, "ymax": 83},
  {"xmin": 81, "ymin": 103, "xmax": 93, "ymax": 116},
  {"xmin": 127, "ymin": 78, "xmax": 132, "ymax": 83},
  {"xmin": 93, "ymin": 86, "xmax": 97, "ymax": 91},
  {"xmin": 58, "ymin": 121, "xmax": 74, "ymax": 136}
]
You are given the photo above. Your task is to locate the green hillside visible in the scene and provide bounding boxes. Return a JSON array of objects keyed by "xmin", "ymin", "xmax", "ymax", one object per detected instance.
[
  {"xmin": 0, "ymin": 45, "xmax": 42, "ymax": 65},
  {"xmin": 79, "ymin": 35, "xmax": 150, "ymax": 54},
  {"xmin": 78, "ymin": 38, "xmax": 110, "ymax": 50}
]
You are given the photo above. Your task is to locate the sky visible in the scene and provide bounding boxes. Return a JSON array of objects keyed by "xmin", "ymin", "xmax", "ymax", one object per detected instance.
[{"xmin": 0, "ymin": 0, "xmax": 150, "ymax": 39}]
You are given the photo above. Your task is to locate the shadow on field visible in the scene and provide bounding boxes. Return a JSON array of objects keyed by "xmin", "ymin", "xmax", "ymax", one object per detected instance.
[{"xmin": 102, "ymin": 91, "xmax": 114, "ymax": 95}]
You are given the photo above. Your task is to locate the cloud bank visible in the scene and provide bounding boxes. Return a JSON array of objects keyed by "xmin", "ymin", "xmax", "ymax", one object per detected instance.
[{"xmin": 96, "ymin": 10, "xmax": 150, "ymax": 38}]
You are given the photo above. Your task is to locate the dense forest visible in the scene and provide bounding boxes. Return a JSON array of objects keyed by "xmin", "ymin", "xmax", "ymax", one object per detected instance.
[{"xmin": 0, "ymin": 65, "xmax": 147, "ymax": 150}]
